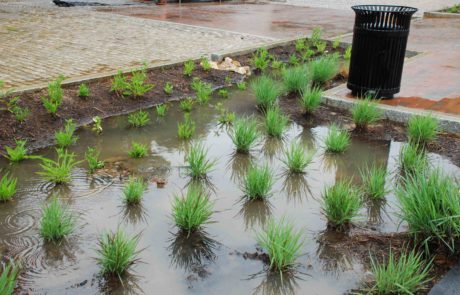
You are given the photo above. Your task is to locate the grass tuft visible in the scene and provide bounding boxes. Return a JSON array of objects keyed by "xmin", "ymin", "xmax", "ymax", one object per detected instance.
[
  {"xmin": 186, "ymin": 142, "xmax": 217, "ymax": 179},
  {"xmin": 407, "ymin": 114, "xmax": 438, "ymax": 145},
  {"xmin": 256, "ymin": 217, "xmax": 304, "ymax": 272},
  {"xmin": 41, "ymin": 76, "xmax": 64, "ymax": 114},
  {"xmin": 398, "ymin": 143, "xmax": 428, "ymax": 174},
  {"xmin": 78, "ymin": 84, "xmax": 90, "ymax": 98},
  {"xmin": 299, "ymin": 85, "xmax": 322, "ymax": 114},
  {"xmin": 309, "ymin": 55, "xmax": 339, "ymax": 85},
  {"xmin": 55, "ymin": 119, "xmax": 78, "ymax": 147},
  {"xmin": 191, "ymin": 78, "xmax": 213, "ymax": 104},
  {"xmin": 163, "ymin": 82, "xmax": 173, "ymax": 95},
  {"xmin": 123, "ymin": 177, "xmax": 146, "ymax": 205},
  {"xmin": 179, "ymin": 97, "xmax": 194, "ymax": 112},
  {"xmin": 40, "ymin": 197, "xmax": 75, "ymax": 241},
  {"xmin": 351, "ymin": 97, "xmax": 382, "ymax": 131},
  {"xmin": 0, "ymin": 174, "xmax": 17, "ymax": 202},
  {"xmin": 242, "ymin": 164, "xmax": 274, "ymax": 200},
  {"xmin": 325, "ymin": 124, "xmax": 350, "ymax": 153},
  {"xmin": 0, "ymin": 260, "xmax": 19, "ymax": 295},
  {"xmin": 172, "ymin": 185, "xmax": 213, "ymax": 232},
  {"xmin": 282, "ymin": 141, "xmax": 314, "ymax": 173},
  {"xmin": 4, "ymin": 139, "xmax": 27, "ymax": 162},
  {"xmin": 36, "ymin": 148, "xmax": 80, "ymax": 184},
  {"xmin": 322, "ymin": 180, "xmax": 361, "ymax": 228},
  {"xmin": 360, "ymin": 164, "xmax": 388, "ymax": 199},
  {"xmin": 251, "ymin": 76, "xmax": 283, "ymax": 110},
  {"xmin": 264, "ymin": 106, "xmax": 289, "ymax": 138},
  {"xmin": 370, "ymin": 248, "xmax": 431, "ymax": 294},
  {"xmin": 85, "ymin": 147, "xmax": 104, "ymax": 173},
  {"xmin": 177, "ymin": 114, "xmax": 196, "ymax": 139},
  {"xmin": 156, "ymin": 104, "xmax": 167, "ymax": 117},
  {"xmin": 183, "ymin": 59, "xmax": 195, "ymax": 77},
  {"xmin": 282, "ymin": 65, "xmax": 309, "ymax": 94},
  {"xmin": 237, "ymin": 81, "xmax": 247, "ymax": 90},
  {"xmin": 128, "ymin": 110, "xmax": 150, "ymax": 127},
  {"xmin": 229, "ymin": 117, "xmax": 260, "ymax": 153},
  {"xmin": 128, "ymin": 142, "xmax": 148, "ymax": 158},
  {"xmin": 251, "ymin": 48, "xmax": 270, "ymax": 72}
]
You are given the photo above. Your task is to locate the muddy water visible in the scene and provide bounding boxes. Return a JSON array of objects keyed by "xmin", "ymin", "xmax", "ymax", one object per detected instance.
[{"xmin": 0, "ymin": 89, "xmax": 459, "ymax": 295}]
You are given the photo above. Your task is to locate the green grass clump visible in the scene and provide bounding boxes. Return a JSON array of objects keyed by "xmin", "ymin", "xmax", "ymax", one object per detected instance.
[
  {"xmin": 125, "ymin": 70, "xmax": 154, "ymax": 97},
  {"xmin": 179, "ymin": 97, "xmax": 194, "ymax": 112},
  {"xmin": 229, "ymin": 117, "xmax": 260, "ymax": 153},
  {"xmin": 251, "ymin": 48, "xmax": 270, "ymax": 72},
  {"xmin": 396, "ymin": 169, "xmax": 460, "ymax": 251},
  {"xmin": 251, "ymin": 76, "xmax": 283, "ymax": 110},
  {"xmin": 0, "ymin": 174, "xmax": 17, "ymax": 202},
  {"xmin": 177, "ymin": 114, "xmax": 196, "ymax": 139},
  {"xmin": 288, "ymin": 54, "xmax": 299, "ymax": 66},
  {"xmin": 128, "ymin": 142, "xmax": 148, "ymax": 158},
  {"xmin": 186, "ymin": 142, "xmax": 217, "ymax": 179},
  {"xmin": 398, "ymin": 143, "xmax": 428, "ymax": 174},
  {"xmin": 41, "ymin": 76, "xmax": 65, "ymax": 114},
  {"xmin": 156, "ymin": 104, "xmax": 167, "ymax": 117},
  {"xmin": 281, "ymin": 65, "xmax": 309, "ymax": 94},
  {"xmin": 344, "ymin": 46, "xmax": 352, "ymax": 60},
  {"xmin": 37, "ymin": 148, "xmax": 80, "ymax": 184},
  {"xmin": 351, "ymin": 97, "xmax": 382, "ymax": 131},
  {"xmin": 122, "ymin": 177, "xmax": 146, "ymax": 205},
  {"xmin": 218, "ymin": 88, "xmax": 228, "ymax": 99},
  {"xmin": 242, "ymin": 164, "xmax": 274, "ymax": 199},
  {"xmin": 191, "ymin": 78, "xmax": 213, "ymax": 104},
  {"xmin": 360, "ymin": 164, "xmax": 387, "ymax": 199},
  {"xmin": 237, "ymin": 81, "xmax": 247, "ymax": 90},
  {"xmin": 200, "ymin": 56, "xmax": 212, "ymax": 71},
  {"xmin": 216, "ymin": 103, "xmax": 235, "ymax": 125},
  {"xmin": 96, "ymin": 229, "xmax": 140, "ymax": 277},
  {"xmin": 299, "ymin": 85, "xmax": 322, "ymax": 114},
  {"xmin": 40, "ymin": 197, "xmax": 75, "ymax": 241},
  {"xmin": 4, "ymin": 139, "xmax": 27, "ymax": 162},
  {"xmin": 325, "ymin": 124, "xmax": 350, "ymax": 153},
  {"xmin": 92, "ymin": 116, "xmax": 103, "ymax": 134},
  {"xmin": 172, "ymin": 185, "xmax": 213, "ymax": 232},
  {"xmin": 183, "ymin": 59, "xmax": 195, "ymax": 77},
  {"xmin": 309, "ymin": 55, "xmax": 339, "ymax": 85},
  {"xmin": 264, "ymin": 106, "xmax": 289, "ymax": 138},
  {"xmin": 256, "ymin": 217, "xmax": 304, "ymax": 272},
  {"xmin": 0, "ymin": 260, "xmax": 19, "ymax": 295},
  {"xmin": 370, "ymin": 249, "xmax": 431, "ymax": 294},
  {"xmin": 163, "ymin": 82, "xmax": 173, "ymax": 95},
  {"xmin": 55, "ymin": 119, "xmax": 78, "ymax": 147},
  {"xmin": 282, "ymin": 141, "xmax": 314, "ymax": 173},
  {"xmin": 128, "ymin": 110, "xmax": 150, "ymax": 127},
  {"xmin": 85, "ymin": 147, "xmax": 104, "ymax": 173},
  {"xmin": 315, "ymin": 41, "xmax": 327, "ymax": 54},
  {"xmin": 295, "ymin": 39, "xmax": 307, "ymax": 52},
  {"xmin": 78, "ymin": 84, "xmax": 90, "ymax": 98},
  {"xmin": 322, "ymin": 180, "xmax": 361, "ymax": 228},
  {"xmin": 332, "ymin": 37, "xmax": 341, "ymax": 49},
  {"xmin": 407, "ymin": 114, "xmax": 438, "ymax": 145}
]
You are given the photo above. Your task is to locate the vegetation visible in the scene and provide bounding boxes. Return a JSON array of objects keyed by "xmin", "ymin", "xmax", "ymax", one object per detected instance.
[
  {"xmin": 264, "ymin": 106, "xmax": 289, "ymax": 138},
  {"xmin": 229, "ymin": 117, "xmax": 260, "ymax": 153},
  {"xmin": 4, "ymin": 139, "xmax": 28, "ymax": 162},
  {"xmin": 55, "ymin": 119, "xmax": 78, "ymax": 147},
  {"xmin": 183, "ymin": 59, "xmax": 195, "ymax": 77},
  {"xmin": 78, "ymin": 83, "xmax": 90, "ymax": 98},
  {"xmin": 309, "ymin": 55, "xmax": 339, "ymax": 85},
  {"xmin": 186, "ymin": 142, "xmax": 216, "ymax": 179},
  {"xmin": 191, "ymin": 78, "xmax": 213, "ymax": 104},
  {"xmin": 128, "ymin": 110, "xmax": 150, "ymax": 127},
  {"xmin": 0, "ymin": 82, "xmax": 31, "ymax": 122},
  {"xmin": 369, "ymin": 249, "xmax": 431, "ymax": 294},
  {"xmin": 172, "ymin": 185, "xmax": 213, "ymax": 232},
  {"xmin": 309, "ymin": 27, "xmax": 322, "ymax": 47},
  {"xmin": 41, "ymin": 76, "xmax": 65, "ymax": 114},
  {"xmin": 282, "ymin": 141, "xmax": 314, "ymax": 173},
  {"xmin": 111, "ymin": 69, "xmax": 154, "ymax": 97},
  {"xmin": 332, "ymin": 37, "xmax": 341, "ymax": 49},
  {"xmin": 315, "ymin": 41, "xmax": 327, "ymax": 54},
  {"xmin": 163, "ymin": 82, "xmax": 173, "ymax": 95},
  {"xmin": 85, "ymin": 147, "xmax": 104, "ymax": 173},
  {"xmin": 398, "ymin": 143, "xmax": 428, "ymax": 174},
  {"xmin": 122, "ymin": 177, "xmax": 146, "ymax": 205},
  {"xmin": 407, "ymin": 114, "xmax": 438, "ymax": 145},
  {"xmin": 200, "ymin": 56, "xmax": 212, "ymax": 71},
  {"xmin": 216, "ymin": 103, "xmax": 235, "ymax": 125},
  {"xmin": 37, "ymin": 148, "xmax": 80, "ymax": 184},
  {"xmin": 96, "ymin": 228, "xmax": 140, "ymax": 277},
  {"xmin": 218, "ymin": 88, "xmax": 228, "ymax": 99},
  {"xmin": 236, "ymin": 81, "xmax": 247, "ymax": 90},
  {"xmin": 92, "ymin": 116, "xmax": 103, "ymax": 134},
  {"xmin": 288, "ymin": 54, "xmax": 299, "ymax": 66},
  {"xmin": 111, "ymin": 70, "xmax": 128, "ymax": 95},
  {"xmin": 344, "ymin": 46, "xmax": 352, "ymax": 61},
  {"xmin": 0, "ymin": 174, "xmax": 17, "ymax": 202},
  {"xmin": 322, "ymin": 180, "xmax": 361, "ymax": 228},
  {"xmin": 156, "ymin": 104, "xmax": 167, "ymax": 117},
  {"xmin": 0, "ymin": 260, "xmax": 19, "ymax": 295},
  {"xmin": 251, "ymin": 76, "xmax": 282, "ymax": 110},
  {"xmin": 299, "ymin": 85, "xmax": 322, "ymax": 114},
  {"xmin": 225, "ymin": 76, "xmax": 232, "ymax": 85},
  {"xmin": 251, "ymin": 48, "xmax": 270, "ymax": 72},
  {"xmin": 351, "ymin": 97, "xmax": 382, "ymax": 131},
  {"xmin": 179, "ymin": 97, "xmax": 194, "ymax": 112},
  {"xmin": 396, "ymin": 169, "xmax": 460, "ymax": 252},
  {"xmin": 10, "ymin": 104, "xmax": 30, "ymax": 122},
  {"xmin": 325, "ymin": 124, "xmax": 350, "ymax": 153},
  {"xmin": 128, "ymin": 142, "xmax": 148, "ymax": 158},
  {"xmin": 360, "ymin": 164, "xmax": 388, "ymax": 199},
  {"xmin": 242, "ymin": 164, "xmax": 274, "ymax": 199},
  {"xmin": 40, "ymin": 197, "xmax": 75, "ymax": 241},
  {"xmin": 295, "ymin": 39, "xmax": 307, "ymax": 52},
  {"xmin": 282, "ymin": 65, "xmax": 309, "ymax": 94},
  {"xmin": 177, "ymin": 114, "xmax": 196, "ymax": 139},
  {"xmin": 301, "ymin": 49, "xmax": 315, "ymax": 63},
  {"xmin": 256, "ymin": 217, "xmax": 304, "ymax": 272}
]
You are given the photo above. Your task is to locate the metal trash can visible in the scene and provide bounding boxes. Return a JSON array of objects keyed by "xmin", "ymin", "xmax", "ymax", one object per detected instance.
[{"xmin": 347, "ymin": 5, "xmax": 418, "ymax": 98}]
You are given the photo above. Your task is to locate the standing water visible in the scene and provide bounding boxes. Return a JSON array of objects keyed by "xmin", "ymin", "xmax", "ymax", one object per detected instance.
[{"xmin": 0, "ymin": 88, "xmax": 459, "ymax": 294}]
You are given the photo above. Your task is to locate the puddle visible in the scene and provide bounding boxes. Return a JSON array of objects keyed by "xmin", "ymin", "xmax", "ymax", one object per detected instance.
[{"xmin": 0, "ymin": 88, "xmax": 459, "ymax": 294}]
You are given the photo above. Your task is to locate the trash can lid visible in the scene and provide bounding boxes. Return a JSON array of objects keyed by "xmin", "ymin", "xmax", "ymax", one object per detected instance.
[{"xmin": 352, "ymin": 5, "xmax": 418, "ymax": 15}]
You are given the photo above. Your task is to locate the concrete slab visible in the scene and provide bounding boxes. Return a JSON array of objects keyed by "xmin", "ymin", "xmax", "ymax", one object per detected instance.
[{"xmin": 429, "ymin": 263, "xmax": 460, "ymax": 295}]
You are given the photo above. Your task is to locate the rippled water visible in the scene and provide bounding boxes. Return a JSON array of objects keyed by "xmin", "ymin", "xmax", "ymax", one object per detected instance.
[{"xmin": 0, "ymin": 89, "xmax": 459, "ymax": 294}]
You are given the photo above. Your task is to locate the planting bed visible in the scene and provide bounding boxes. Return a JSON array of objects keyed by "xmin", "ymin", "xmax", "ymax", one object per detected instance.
[{"xmin": 1, "ymin": 40, "xmax": 460, "ymax": 294}]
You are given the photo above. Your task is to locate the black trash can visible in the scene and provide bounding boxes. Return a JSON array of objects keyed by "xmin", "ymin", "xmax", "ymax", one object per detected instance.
[{"xmin": 347, "ymin": 5, "xmax": 417, "ymax": 98}]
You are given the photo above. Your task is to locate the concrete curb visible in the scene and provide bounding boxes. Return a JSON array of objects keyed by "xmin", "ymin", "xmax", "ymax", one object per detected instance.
[
  {"xmin": 428, "ymin": 262, "xmax": 460, "ymax": 295},
  {"xmin": 424, "ymin": 11, "xmax": 460, "ymax": 18},
  {"xmin": 323, "ymin": 84, "xmax": 460, "ymax": 134}
]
